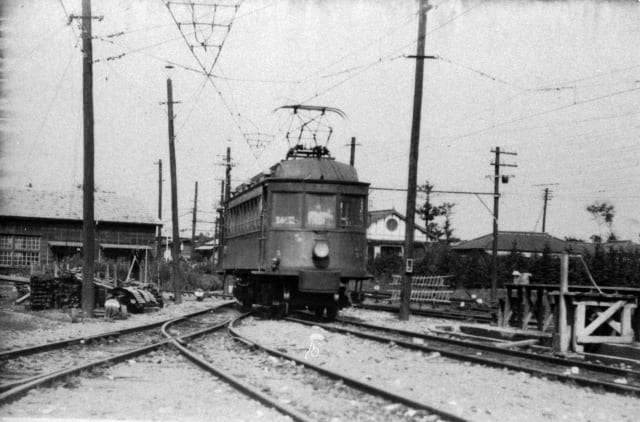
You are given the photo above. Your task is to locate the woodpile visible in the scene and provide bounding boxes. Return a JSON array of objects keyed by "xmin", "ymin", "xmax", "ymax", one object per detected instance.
[{"xmin": 29, "ymin": 275, "xmax": 82, "ymax": 310}]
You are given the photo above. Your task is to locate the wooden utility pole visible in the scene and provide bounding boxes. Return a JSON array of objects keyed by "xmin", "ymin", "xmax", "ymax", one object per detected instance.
[
  {"xmin": 166, "ymin": 78, "xmax": 182, "ymax": 304},
  {"xmin": 542, "ymin": 188, "xmax": 550, "ymax": 232},
  {"xmin": 490, "ymin": 147, "xmax": 517, "ymax": 302},
  {"xmin": 191, "ymin": 181, "xmax": 198, "ymax": 250},
  {"xmin": 81, "ymin": 0, "xmax": 96, "ymax": 316},
  {"xmin": 216, "ymin": 180, "xmax": 225, "ymax": 271},
  {"xmin": 349, "ymin": 136, "xmax": 357, "ymax": 166},
  {"xmin": 400, "ymin": 0, "xmax": 431, "ymax": 321},
  {"xmin": 155, "ymin": 159, "xmax": 163, "ymax": 256},
  {"xmin": 225, "ymin": 147, "xmax": 232, "ymax": 202}
]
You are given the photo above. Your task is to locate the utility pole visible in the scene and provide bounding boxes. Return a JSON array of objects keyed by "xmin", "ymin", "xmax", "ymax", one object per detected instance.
[
  {"xmin": 165, "ymin": 78, "xmax": 182, "ymax": 304},
  {"xmin": 349, "ymin": 136, "xmax": 357, "ymax": 166},
  {"xmin": 490, "ymin": 147, "xmax": 517, "ymax": 302},
  {"xmin": 542, "ymin": 188, "xmax": 551, "ymax": 233},
  {"xmin": 400, "ymin": 0, "xmax": 431, "ymax": 321},
  {"xmin": 80, "ymin": 0, "xmax": 97, "ymax": 317},
  {"xmin": 225, "ymin": 146, "xmax": 232, "ymax": 202},
  {"xmin": 191, "ymin": 181, "xmax": 198, "ymax": 251},
  {"xmin": 216, "ymin": 180, "xmax": 225, "ymax": 271},
  {"xmin": 155, "ymin": 160, "xmax": 163, "ymax": 256}
]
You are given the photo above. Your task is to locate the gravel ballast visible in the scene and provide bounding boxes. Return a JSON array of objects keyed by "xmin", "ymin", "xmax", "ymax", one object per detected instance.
[{"xmin": 236, "ymin": 314, "xmax": 640, "ymax": 422}]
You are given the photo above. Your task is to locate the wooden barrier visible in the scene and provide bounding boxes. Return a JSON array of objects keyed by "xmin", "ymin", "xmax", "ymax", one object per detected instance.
[
  {"xmin": 389, "ymin": 275, "xmax": 454, "ymax": 306},
  {"xmin": 500, "ymin": 283, "xmax": 640, "ymax": 338}
]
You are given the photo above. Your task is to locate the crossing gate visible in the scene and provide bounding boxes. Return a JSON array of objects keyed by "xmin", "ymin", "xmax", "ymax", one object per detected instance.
[{"xmin": 389, "ymin": 275, "xmax": 454, "ymax": 305}]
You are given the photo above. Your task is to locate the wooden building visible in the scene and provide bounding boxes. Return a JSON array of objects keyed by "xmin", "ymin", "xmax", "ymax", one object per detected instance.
[
  {"xmin": 0, "ymin": 189, "xmax": 160, "ymax": 272},
  {"xmin": 367, "ymin": 209, "xmax": 430, "ymax": 261},
  {"xmin": 452, "ymin": 231, "xmax": 568, "ymax": 256}
]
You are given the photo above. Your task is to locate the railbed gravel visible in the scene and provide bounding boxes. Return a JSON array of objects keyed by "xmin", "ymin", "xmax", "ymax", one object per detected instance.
[
  {"xmin": 189, "ymin": 330, "xmax": 441, "ymax": 421},
  {"xmin": 0, "ymin": 348, "xmax": 290, "ymax": 421},
  {"xmin": 236, "ymin": 314, "xmax": 640, "ymax": 422}
]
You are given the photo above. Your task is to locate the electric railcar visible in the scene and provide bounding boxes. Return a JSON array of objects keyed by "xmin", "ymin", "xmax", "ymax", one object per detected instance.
[{"xmin": 223, "ymin": 148, "xmax": 370, "ymax": 318}]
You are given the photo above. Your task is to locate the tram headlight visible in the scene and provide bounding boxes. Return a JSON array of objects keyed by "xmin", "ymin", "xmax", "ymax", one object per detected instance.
[{"xmin": 313, "ymin": 240, "xmax": 330, "ymax": 259}]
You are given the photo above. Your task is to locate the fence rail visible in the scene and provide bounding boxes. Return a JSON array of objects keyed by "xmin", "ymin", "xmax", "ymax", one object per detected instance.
[{"xmin": 389, "ymin": 274, "xmax": 454, "ymax": 305}]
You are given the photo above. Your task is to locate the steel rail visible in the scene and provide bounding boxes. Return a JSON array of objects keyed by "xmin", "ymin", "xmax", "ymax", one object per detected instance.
[
  {"xmin": 287, "ymin": 316, "xmax": 640, "ymax": 396},
  {"xmin": 332, "ymin": 316, "xmax": 640, "ymax": 377},
  {"xmin": 0, "ymin": 302, "xmax": 235, "ymax": 404},
  {"xmin": 228, "ymin": 315, "xmax": 471, "ymax": 422},
  {"xmin": 160, "ymin": 313, "xmax": 312, "ymax": 422},
  {"xmin": 356, "ymin": 302, "xmax": 494, "ymax": 323},
  {"xmin": 0, "ymin": 300, "xmax": 236, "ymax": 361}
]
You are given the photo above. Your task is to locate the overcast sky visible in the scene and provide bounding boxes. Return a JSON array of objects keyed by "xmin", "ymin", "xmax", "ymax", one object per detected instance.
[{"xmin": 1, "ymin": 0, "xmax": 639, "ymax": 242}]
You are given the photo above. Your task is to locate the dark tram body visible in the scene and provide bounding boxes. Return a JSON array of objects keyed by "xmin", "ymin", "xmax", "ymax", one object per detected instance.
[{"xmin": 223, "ymin": 155, "xmax": 370, "ymax": 318}]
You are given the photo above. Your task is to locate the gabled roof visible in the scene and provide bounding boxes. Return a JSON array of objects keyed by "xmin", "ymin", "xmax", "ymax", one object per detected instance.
[
  {"xmin": 368, "ymin": 208, "xmax": 429, "ymax": 235},
  {"xmin": 452, "ymin": 231, "xmax": 567, "ymax": 253},
  {"xmin": 0, "ymin": 189, "xmax": 160, "ymax": 225}
]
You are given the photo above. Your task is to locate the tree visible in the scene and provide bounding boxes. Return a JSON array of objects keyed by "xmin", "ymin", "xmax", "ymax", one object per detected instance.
[
  {"xmin": 417, "ymin": 182, "xmax": 458, "ymax": 243},
  {"xmin": 586, "ymin": 201, "xmax": 615, "ymax": 241}
]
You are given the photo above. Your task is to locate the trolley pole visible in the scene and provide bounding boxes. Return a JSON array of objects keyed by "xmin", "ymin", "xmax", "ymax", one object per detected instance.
[
  {"xmin": 80, "ymin": 0, "xmax": 96, "ymax": 316},
  {"xmin": 166, "ymin": 78, "xmax": 182, "ymax": 304},
  {"xmin": 400, "ymin": 0, "xmax": 431, "ymax": 321}
]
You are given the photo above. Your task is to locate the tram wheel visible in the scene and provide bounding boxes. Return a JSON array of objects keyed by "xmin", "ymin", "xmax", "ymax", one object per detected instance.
[
  {"xmin": 239, "ymin": 286, "xmax": 253, "ymax": 312},
  {"xmin": 314, "ymin": 306, "xmax": 325, "ymax": 320},
  {"xmin": 326, "ymin": 304, "xmax": 338, "ymax": 321}
]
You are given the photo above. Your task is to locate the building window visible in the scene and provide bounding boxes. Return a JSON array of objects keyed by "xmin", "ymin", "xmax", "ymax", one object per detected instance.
[
  {"xmin": 0, "ymin": 234, "xmax": 40, "ymax": 267},
  {"xmin": 386, "ymin": 218, "xmax": 398, "ymax": 232}
]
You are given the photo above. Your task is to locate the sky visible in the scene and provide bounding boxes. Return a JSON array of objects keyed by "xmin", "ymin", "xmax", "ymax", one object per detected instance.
[{"xmin": 1, "ymin": 0, "xmax": 639, "ymax": 242}]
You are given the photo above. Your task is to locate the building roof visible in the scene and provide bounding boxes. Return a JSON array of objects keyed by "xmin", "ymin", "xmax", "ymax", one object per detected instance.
[
  {"xmin": 566, "ymin": 240, "xmax": 640, "ymax": 255},
  {"xmin": 0, "ymin": 189, "xmax": 160, "ymax": 226},
  {"xmin": 452, "ymin": 231, "xmax": 568, "ymax": 254}
]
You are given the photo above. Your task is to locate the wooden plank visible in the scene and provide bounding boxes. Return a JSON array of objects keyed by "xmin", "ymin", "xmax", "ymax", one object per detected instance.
[
  {"xmin": 577, "ymin": 335, "xmax": 634, "ymax": 344},
  {"xmin": 582, "ymin": 300, "xmax": 625, "ymax": 337},
  {"xmin": 573, "ymin": 302, "xmax": 586, "ymax": 352},
  {"xmin": 493, "ymin": 339, "xmax": 539, "ymax": 349}
]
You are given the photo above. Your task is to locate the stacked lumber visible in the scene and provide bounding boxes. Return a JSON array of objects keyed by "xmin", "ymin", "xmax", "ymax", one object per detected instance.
[{"xmin": 29, "ymin": 275, "xmax": 82, "ymax": 310}]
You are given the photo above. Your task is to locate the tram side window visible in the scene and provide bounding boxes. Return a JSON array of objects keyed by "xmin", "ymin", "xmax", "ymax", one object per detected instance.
[
  {"xmin": 272, "ymin": 193, "xmax": 302, "ymax": 227},
  {"xmin": 339, "ymin": 195, "xmax": 364, "ymax": 227},
  {"xmin": 306, "ymin": 194, "xmax": 336, "ymax": 228}
]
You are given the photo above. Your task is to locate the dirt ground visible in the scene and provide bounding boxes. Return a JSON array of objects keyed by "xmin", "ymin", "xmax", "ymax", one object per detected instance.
[{"xmin": 1, "ymin": 300, "xmax": 640, "ymax": 421}]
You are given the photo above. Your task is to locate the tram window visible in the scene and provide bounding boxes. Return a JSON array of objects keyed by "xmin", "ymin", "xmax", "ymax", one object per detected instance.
[
  {"xmin": 272, "ymin": 193, "xmax": 302, "ymax": 227},
  {"xmin": 306, "ymin": 194, "xmax": 336, "ymax": 228},
  {"xmin": 339, "ymin": 195, "xmax": 364, "ymax": 227}
]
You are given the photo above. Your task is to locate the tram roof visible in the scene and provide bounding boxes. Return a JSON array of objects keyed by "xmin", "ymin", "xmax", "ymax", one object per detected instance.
[{"xmin": 270, "ymin": 158, "xmax": 360, "ymax": 182}]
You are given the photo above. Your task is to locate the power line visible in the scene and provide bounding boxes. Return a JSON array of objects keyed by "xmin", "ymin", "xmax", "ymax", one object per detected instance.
[{"xmin": 441, "ymin": 85, "xmax": 640, "ymax": 143}]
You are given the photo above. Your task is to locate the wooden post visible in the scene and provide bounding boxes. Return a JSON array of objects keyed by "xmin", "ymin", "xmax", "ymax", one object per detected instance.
[
  {"xmin": 400, "ymin": 0, "xmax": 430, "ymax": 321},
  {"xmin": 81, "ymin": 0, "xmax": 96, "ymax": 316},
  {"xmin": 555, "ymin": 253, "xmax": 570, "ymax": 352}
]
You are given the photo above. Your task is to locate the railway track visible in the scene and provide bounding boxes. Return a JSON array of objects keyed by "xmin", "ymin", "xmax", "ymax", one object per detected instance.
[
  {"xmin": 287, "ymin": 314, "xmax": 640, "ymax": 396},
  {"xmin": 226, "ymin": 314, "xmax": 471, "ymax": 422},
  {"xmin": 0, "ymin": 301, "xmax": 237, "ymax": 403},
  {"xmin": 356, "ymin": 302, "xmax": 495, "ymax": 323}
]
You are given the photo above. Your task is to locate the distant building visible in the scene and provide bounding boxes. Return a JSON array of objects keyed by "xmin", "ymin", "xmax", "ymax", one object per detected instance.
[
  {"xmin": 565, "ymin": 240, "xmax": 640, "ymax": 255},
  {"xmin": 0, "ymin": 189, "xmax": 160, "ymax": 271},
  {"xmin": 367, "ymin": 209, "xmax": 430, "ymax": 261},
  {"xmin": 452, "ymin": 231, "xmax": 568, "ymax": 257}
]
